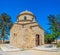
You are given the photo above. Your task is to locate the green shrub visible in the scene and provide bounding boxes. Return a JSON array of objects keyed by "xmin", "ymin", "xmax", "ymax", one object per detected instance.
[{"xmin": 56, "ymin": 43, "xmax": 60, "ymax": 48}]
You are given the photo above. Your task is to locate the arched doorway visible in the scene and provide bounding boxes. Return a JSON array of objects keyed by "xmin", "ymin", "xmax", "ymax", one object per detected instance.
[{"xmin": 35, "ymin": 34, "xmax": 40, "ymax": 46}]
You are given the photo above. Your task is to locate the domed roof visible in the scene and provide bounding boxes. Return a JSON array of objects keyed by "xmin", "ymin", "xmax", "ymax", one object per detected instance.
[
  {"xmin": 20, "ymin": 10, "xmax": 33, "ymax": 15},
  {"xmin": 17, "ymin": 10, "xmax": 36, "ymax": 18}
]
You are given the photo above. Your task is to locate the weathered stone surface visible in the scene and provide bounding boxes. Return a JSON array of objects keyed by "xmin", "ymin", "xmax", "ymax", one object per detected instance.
[{"xmin": 10, "ymin": 10, "xmax": 44, "ymax": 49}]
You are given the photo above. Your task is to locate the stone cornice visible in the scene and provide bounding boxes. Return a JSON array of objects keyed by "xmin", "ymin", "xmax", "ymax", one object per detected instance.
[{"xmin": 15, "ymin": 22, "xmax": 44, "ymax": 30}]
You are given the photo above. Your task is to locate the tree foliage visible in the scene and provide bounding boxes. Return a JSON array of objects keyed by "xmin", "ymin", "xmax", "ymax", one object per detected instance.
[
  {"xmin": 45, "ymin": 32, "xmax": 55, "ymax": 44},
  {"xmin": 0, "ymin": 13, "xmax": 13, "ymax": 43},
  {"xmin": 45, "ymin": 14, "xmax": 60, "ymax": 44}
]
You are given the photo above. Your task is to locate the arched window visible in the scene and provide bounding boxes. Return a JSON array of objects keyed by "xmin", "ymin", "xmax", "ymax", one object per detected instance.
[
  {"xmin": 32, "ymin": 18, "xmax": 34, "ymax": 21},
  {"xmin": 32, "ymin": 18, "xmax": 35, "ymax": 22},
  {"xmin": 24, "ymin": 16, "xmax": 27, "ymax": 21},
  {"xmin": 14, "ymin": 33, "xmax": 17, "ymax": 36}
]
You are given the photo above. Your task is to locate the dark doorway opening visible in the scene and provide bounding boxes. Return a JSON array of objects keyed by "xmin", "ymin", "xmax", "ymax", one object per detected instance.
[{"xmin": 36, "ymin": 34, "xmax": 40, "ymax": 46}]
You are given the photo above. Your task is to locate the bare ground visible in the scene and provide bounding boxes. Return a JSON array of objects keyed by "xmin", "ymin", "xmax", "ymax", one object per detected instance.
[{"xmin": 1, "ymin": 50, "xmax": 60, "ymax": 55}]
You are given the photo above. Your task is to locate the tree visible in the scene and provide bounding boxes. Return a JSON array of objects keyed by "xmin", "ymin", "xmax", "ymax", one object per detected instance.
[
  {"xmin": 55, "ymin": 15, "xmax": 60, "ymax": 33},
  {"xmin": 48, "ymin": 14, "xmax": 60, "ymax": 43},
  {"xmin": 0, "ymin": 13, "xmax": 13, "ymax": 43},
  {"xmin": 45, "ymin": 32, "xmax": 55, "ymax": 44}
]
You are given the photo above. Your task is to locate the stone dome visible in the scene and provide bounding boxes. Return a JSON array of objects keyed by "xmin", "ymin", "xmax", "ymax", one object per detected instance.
[
  {"xmin": 17, "ymin": 10, "xmax": 36, "ymax": 22},
  {"xmin": 17, "ymin": 10, "xmax": 36, "ymax": 18}
]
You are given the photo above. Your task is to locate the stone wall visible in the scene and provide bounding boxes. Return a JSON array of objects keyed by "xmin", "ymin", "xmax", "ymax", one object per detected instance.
[{"xmin": 10, "ymin": 22, "xmax": 44, "ymax": 49}]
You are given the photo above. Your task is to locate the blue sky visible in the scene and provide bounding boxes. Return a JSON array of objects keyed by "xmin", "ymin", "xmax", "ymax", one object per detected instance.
[{"xmin": 0, "ymin": 0, "xmax": 60, "ymax": 31}]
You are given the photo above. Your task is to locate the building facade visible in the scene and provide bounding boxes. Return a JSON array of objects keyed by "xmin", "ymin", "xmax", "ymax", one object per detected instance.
[{"xmin": 10, "ymin": 10, "xmax": 44, "ymax": 49}]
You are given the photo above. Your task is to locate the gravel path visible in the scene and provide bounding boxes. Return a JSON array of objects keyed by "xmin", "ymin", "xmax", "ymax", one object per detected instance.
[
  {"xmin": 0, "ymin": 50, "xmax": 60, "ymax": 55},
  {"xmin": 0, "ymin": 44, "xmax": 60, "ymax": 55}
]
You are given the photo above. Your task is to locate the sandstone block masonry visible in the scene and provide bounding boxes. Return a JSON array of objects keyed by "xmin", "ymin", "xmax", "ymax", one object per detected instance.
[{"xmin": 10, "ymin": 10, "xmax": 44, "ymax": 49}]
